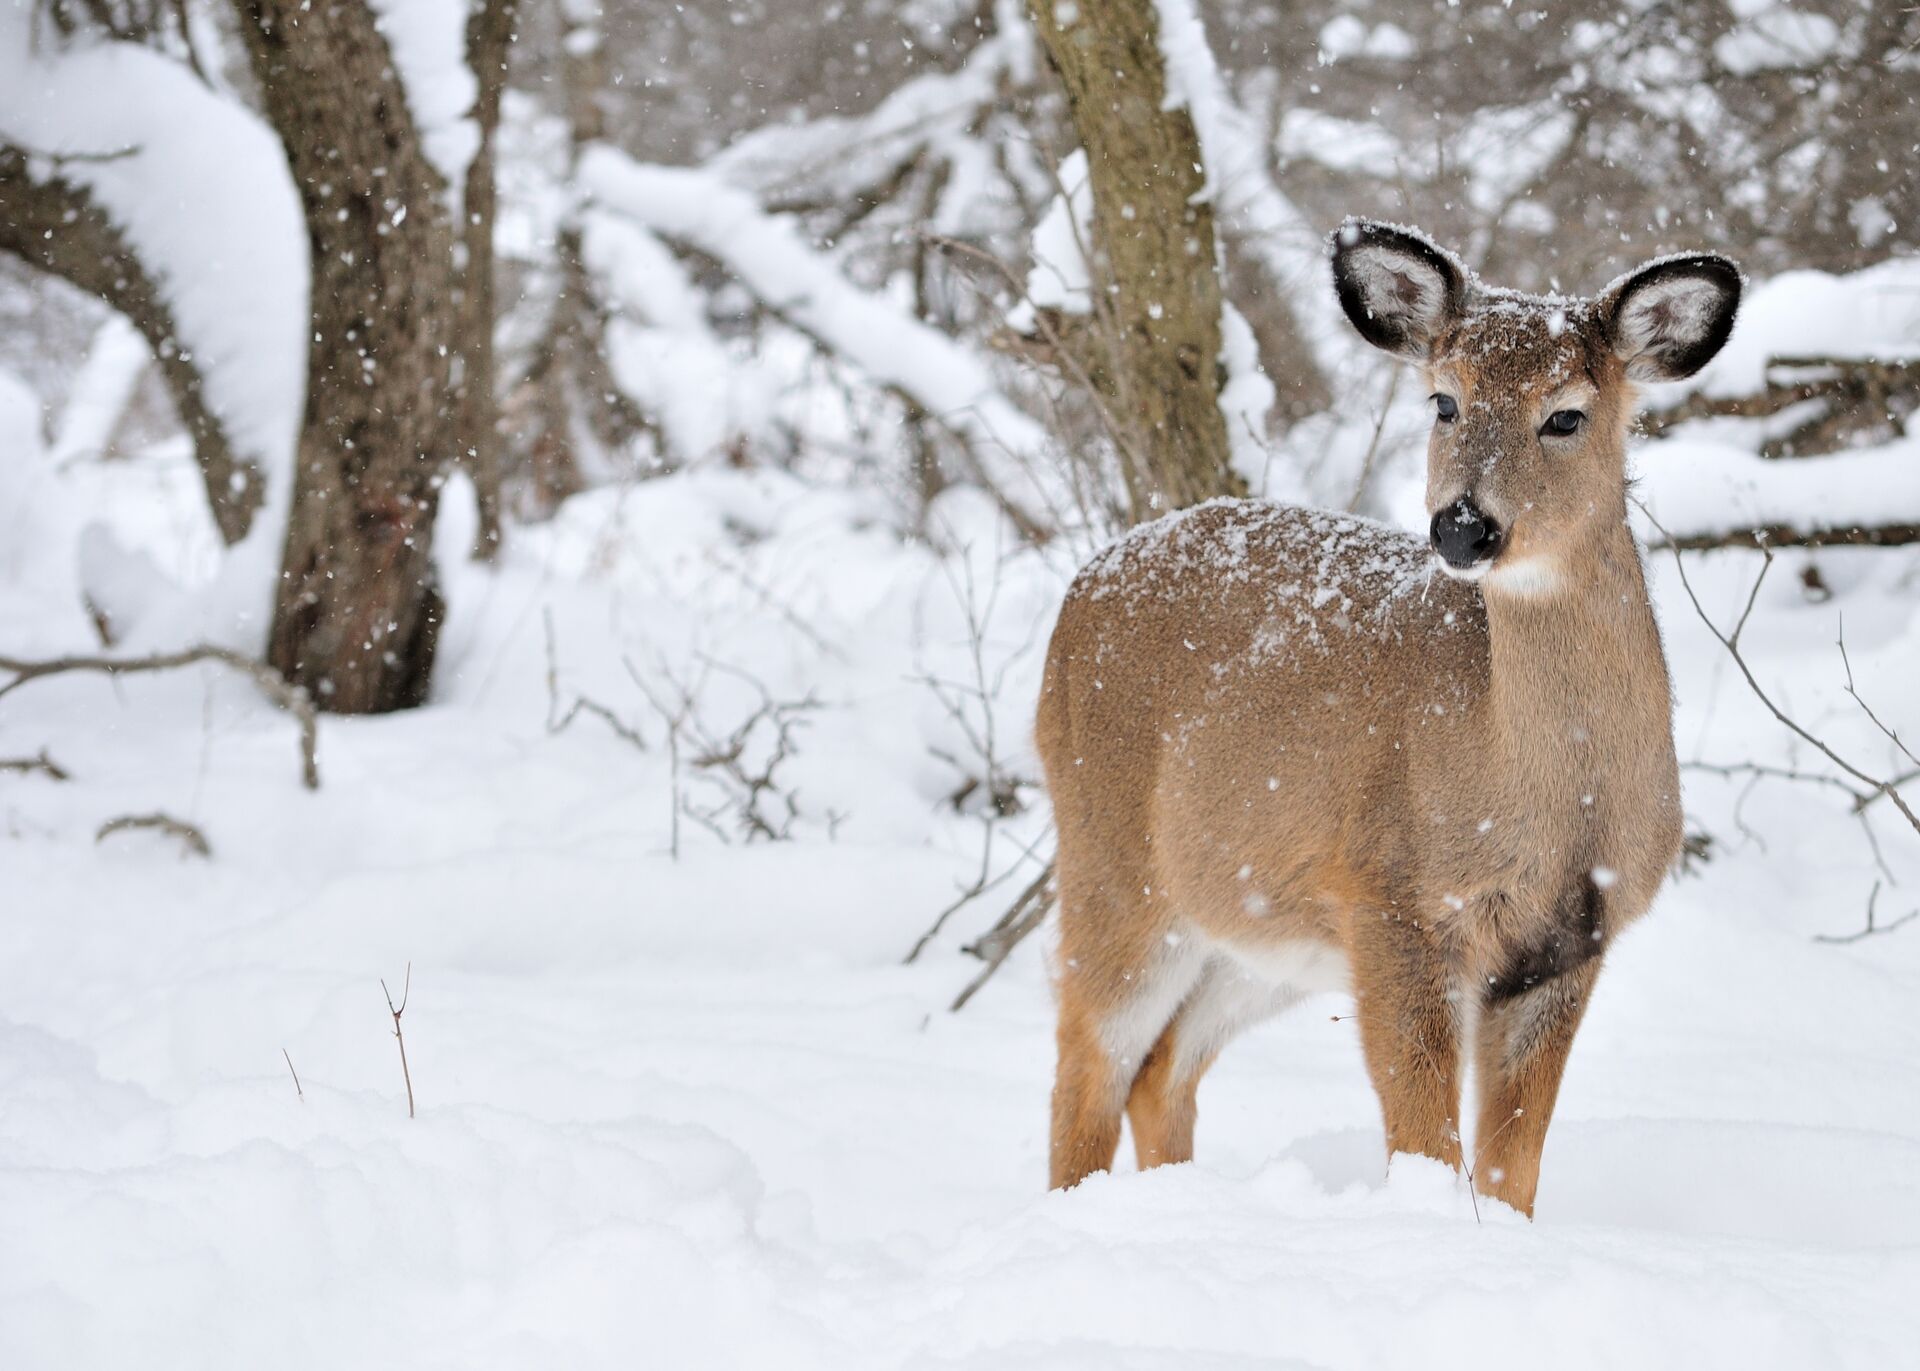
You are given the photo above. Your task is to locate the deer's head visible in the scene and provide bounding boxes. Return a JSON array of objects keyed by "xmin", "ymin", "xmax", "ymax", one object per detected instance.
[{"xmin": 1329, "ymin": 219, "xmax": 1741, "ymax": 594}]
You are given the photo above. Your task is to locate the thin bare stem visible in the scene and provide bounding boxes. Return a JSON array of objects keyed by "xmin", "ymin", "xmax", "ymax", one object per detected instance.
[
  {"xmin": 543, "ymin": 610, "xmax": 649, "ymax": 752},
  {"xmin": 381, "ymin": 964, "xmax": 415, "ymax": 1119},
  {"xmin": 1837, "ymin": 616, "xmax": 1920, "ymax": 770},
  {"xmin": 950, "ymin": 860, "xmax": 1055, "ymax": 1011},
  {"xmin": 1636, "ymin": 498, "xmax": 1920, "ymax": 841},
  {"xmin": 1814, "ymin": 880, "xmax": 1920, "ymax": 944},
  {"xmin": 282, "ymin": 1048, "xmax": 304, "ymax": 1101},
  {"xmin": 1347, "ymin": 363, "xmax": 1403, "ymax": 513}
]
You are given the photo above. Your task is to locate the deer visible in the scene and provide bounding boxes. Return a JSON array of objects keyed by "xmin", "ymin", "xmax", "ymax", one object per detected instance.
[{"xmin": 1034, "ymin": 219, "xmax": 1742, "ymax": 1216}]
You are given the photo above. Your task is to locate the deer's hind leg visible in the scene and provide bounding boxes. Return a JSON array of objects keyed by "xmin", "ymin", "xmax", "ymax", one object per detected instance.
[
  {"xmin": 1051, "ymin": 895, "xmax": 1204, "ymax": 1190},
  {"xmin": 1125, "ymin": 958, "xmax": 1307, "ymax": 1170}
]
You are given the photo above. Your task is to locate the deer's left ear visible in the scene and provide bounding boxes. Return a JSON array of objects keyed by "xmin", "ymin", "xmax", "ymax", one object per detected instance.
[{"xmin": 1598, "ymin": 253, "xmax": 1743, "ymax": 382}]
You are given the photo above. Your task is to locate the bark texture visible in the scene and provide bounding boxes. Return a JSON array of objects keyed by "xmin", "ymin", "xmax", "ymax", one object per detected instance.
[
  {"xmin": 234, "ymin": 0, "xmax": 458, "ymax": 713},
  {"xmin": 0, "ymin": 145, "xmax": 263, "ymax": 544},
  {"xmin": 451, "ymin": 0, "xmax": 520, "ymax": 559},
  {"xmin": 1031, "ymin": 0, "xmax": 1243, "ymax": 521}
]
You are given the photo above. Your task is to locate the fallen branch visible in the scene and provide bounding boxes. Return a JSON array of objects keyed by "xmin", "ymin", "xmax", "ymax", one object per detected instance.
[
  {"xmin": 1652, "ymin": 522, "xmax": 1920, "ymax": 552},
  {"xmin": 0, "ymin": 749, "xmax": 70, "ymax": 781},
  {"xmin": 96, "ymin": 811, "xmax": 212, "ymax": 859},
  {"xmin": 0, "ymin": 645, "xmax": 318, "ymax": 789},
  {"xmin": 1641, "ymin": 354, "xmax": 1920, "ymax": 459}
]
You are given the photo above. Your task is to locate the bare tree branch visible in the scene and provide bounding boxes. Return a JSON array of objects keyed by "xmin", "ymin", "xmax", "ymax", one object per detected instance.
[
  {"xmin": 0, "ymin": 750, "xmax": 70, "ymax": 781},
  {"xmin": 949, "ymin": 859, "xmax": 1054, "ymax": 1012},
  {"xmin": 542, "ymin": 609, "xmax": 649, "ymax": 753},
  {"xmin": 0, "ymin": 644, "xmax": 319, "ymax": 789},
  {"xmin": 1637, "ymin": 498, "xmax": 1920, "ymax": 844},
  {"xmin": 1814, "ymin": 881, "xmax": 1920, "ymax": 944}
]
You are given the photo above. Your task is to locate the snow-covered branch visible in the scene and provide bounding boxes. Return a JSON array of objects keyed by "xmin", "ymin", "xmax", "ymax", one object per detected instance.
[{"xmin": 581, "ymin": 147, "xmax": 1065, "ymax": 536}]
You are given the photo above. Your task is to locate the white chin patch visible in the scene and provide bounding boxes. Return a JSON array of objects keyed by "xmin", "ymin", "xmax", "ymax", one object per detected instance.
[
  {"xmin": 1431, "ymin": 555, "xmax": 1562, "ymax": 594},
  {"xmin": 1485, "ymin": 556, "xmax": 1563, "ymax": 596},
  {"xmin": 1432, "ymin": 557, "xmax": 1490, "ymax": 583}
]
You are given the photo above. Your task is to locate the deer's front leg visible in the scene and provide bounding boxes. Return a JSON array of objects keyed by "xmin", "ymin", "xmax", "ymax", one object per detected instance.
[
  {"xmin": 1351, "ymin": 913, "xmax": 1463, "ymax": 1172},
  {"xmin": 1472, "ymin": 957, "xmax": 1602, "ymax": 1217}
]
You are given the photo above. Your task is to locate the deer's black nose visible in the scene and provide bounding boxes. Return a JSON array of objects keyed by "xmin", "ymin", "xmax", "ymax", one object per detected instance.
[{"xmin": 1431, "ymin": 497, "xmax": 1503, "ymax": 569}]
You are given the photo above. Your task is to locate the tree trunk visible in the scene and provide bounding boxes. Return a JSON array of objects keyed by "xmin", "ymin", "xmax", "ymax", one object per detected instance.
[
  {"xmin": 501, "ymin": 2, "xmax": 621, "ymax": 513},
  {"xmin": 1030, "ymin": 0, "xmax": 1242, "ymax": 522},
  {"xmin": 233, "ymin": 0, "xmax": 458, "ymax": 713},
  {"xmin": 452, "ymin": 0, "xmax": 520, "ymax": 561},
  {"xmin": 0, "ymin": 145, "xmax": 263, "ymax": 545}
]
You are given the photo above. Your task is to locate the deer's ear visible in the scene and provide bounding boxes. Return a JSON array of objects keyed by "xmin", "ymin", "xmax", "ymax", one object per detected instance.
[
  {"xmin": 1599, "ymin": 253, "xmax": 1742, "ymax": 382},
  {"xmin": 1329, "ymin": 218, "xmax": 1468, "ymax": 361}
]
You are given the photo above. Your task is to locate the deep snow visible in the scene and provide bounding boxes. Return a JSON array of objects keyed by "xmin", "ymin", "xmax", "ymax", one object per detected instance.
[{"xmin": 4, "ymin": 428, "xmax": 1918, "ymax": 1367}]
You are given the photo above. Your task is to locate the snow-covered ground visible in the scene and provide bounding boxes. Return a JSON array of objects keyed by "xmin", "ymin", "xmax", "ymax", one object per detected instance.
[{"xmin": 4, "ymin": 401, "xmax": 1918, "ymax": 1366}]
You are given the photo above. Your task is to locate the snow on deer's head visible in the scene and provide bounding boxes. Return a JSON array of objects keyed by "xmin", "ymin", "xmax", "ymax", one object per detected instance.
[{"xmin": 1329, "ymin": 218, "xmax": 1741, "ymax": 595}]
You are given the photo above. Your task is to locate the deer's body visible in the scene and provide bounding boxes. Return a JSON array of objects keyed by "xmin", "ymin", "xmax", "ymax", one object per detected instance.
[{"xmin": 1038, "ymin": 222, "xmax": 1740, "ymax": 1214}]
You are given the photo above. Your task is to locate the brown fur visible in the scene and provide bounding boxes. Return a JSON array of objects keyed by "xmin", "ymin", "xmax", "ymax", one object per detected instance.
[{"xmin": 1033, "ymin": 230, "xmax": 1736, "ymax": 1216}]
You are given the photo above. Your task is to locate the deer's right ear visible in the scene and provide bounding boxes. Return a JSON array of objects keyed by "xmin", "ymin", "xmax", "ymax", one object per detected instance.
[{"xmin": 1329, "ymin": 218, "xmax": 1467, "ymax": 361}]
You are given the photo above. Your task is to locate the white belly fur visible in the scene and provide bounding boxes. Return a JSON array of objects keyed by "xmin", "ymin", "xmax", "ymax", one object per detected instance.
[{"xmin": 1214, "ymin": 934, "xmax": 1352, "ymax": 997}]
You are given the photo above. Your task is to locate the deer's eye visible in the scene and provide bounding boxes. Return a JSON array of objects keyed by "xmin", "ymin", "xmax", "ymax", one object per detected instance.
[
  {"xmin": 1544, "ymin": 409, "xmax": 1584, "ymax": 435},
  {"xmin": 1433, "ymin": 394, "xmax": 1458, "ymax": 422}
]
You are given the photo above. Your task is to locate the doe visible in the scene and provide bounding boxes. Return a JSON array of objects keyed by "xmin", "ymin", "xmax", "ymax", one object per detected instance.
[{"xmin": 1035, "ymin": 219, "xmax": 1741, "ymax": 1215}]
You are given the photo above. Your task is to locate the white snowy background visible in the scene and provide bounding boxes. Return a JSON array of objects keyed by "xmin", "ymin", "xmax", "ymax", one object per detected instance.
[{"xmin": 4, "ymin": 0, "xmax": 1919, "ymax": 1367}]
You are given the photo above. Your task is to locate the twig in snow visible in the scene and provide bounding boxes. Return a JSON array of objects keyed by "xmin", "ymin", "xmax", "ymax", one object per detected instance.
[
  {"xmin": 0, "ymin": 644, "xmax": 318, "ymax": 789},
  {"xmin": 1464, "ymin": 1106, "xmax": 1528, "ymax": 1227},
  {"xmin": 283, "ymin": 1048, "xmax": 304, "ymax": 1101},
  {"xmin": 703, "ymin": 552, "xmax": 847, "ymax": 662},
  {"xmin": 1814, "ymin": 880, "xmax": 1920, "ymax": 945},
  {"xmin": 95, "ymin": 811, "xmax": 211, "ymax": 859},
  {"xmin": 904, "ymin": 823, "xmax": 1051, "ymax": 965},
  {"xmin": 626, "ymin": 657, "xmax": 686, "ymax": 859},
  {"xmin": 0, "ymin": 749, "xmax": 69, "ymax": 781},
  {"xmin": 908, "ymin": 534, "xmax": 1039, "ymax": 821},
  {"xmin": 381, "ymin": 964, "xmax": 415, "ymax": 1119},
  {"xmin": 950, "ymin": 860, "xmax": 1055, "ymax": 1012},
  {"xmin": 542, "ymin": 609, "xmax": 649, "ymax": 752}
]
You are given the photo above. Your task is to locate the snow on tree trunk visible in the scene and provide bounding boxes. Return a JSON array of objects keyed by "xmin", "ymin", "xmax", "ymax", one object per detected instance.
[
  {"xmin": 1031, "ymin": 0, "xmax": 1243, "ymax": 521},
  {"xmin": 235, "ymin": 0, "xmax": 460, "ymax": 714}
]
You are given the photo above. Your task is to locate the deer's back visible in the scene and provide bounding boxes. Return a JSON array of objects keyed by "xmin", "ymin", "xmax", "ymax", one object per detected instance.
[{"xmin": 1038, "ymin": 500, "xmax": 1490, "ymax": 945}]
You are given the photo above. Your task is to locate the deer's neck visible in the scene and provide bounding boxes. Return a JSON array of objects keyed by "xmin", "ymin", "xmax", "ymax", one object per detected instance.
[{"xmin": 1477, "ymin": 519, "xmax": 1674, "ymax": 799}]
